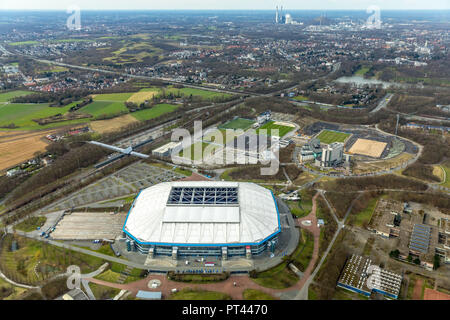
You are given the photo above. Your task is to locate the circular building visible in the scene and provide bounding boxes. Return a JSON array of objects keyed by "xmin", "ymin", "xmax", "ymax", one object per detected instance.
[{"xmin": 123, "ymin": 181, "xmax": 281, "ymax": 259}]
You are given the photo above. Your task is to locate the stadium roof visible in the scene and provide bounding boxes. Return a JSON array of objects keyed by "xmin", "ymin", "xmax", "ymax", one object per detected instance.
[{"xmin": 123, "ymin": 181, "xmax": 280, "ymax": 246}]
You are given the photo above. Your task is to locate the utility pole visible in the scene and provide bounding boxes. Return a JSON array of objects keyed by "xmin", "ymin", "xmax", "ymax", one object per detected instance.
[{"xmin": 395, "ymin": 114, "xmax": 400, "ymax": 136}]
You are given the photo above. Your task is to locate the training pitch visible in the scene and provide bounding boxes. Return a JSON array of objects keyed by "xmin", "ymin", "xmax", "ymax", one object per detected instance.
[
  {"xmin": 219, "ymin": 118, "xmax": 255, "ymax": 130},
  {"xmin": 348, "ymin": 138, "xmax": 387, "ymax": 158},
  {"xmin": 316, "ymin": 130, "xmax": 350, "ymax": 144}
]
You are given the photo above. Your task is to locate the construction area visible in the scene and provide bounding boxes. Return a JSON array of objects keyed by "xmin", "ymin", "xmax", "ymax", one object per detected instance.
[{"xmin": 51, "ymin": 211, "xmax": 127, "ymax": 240}]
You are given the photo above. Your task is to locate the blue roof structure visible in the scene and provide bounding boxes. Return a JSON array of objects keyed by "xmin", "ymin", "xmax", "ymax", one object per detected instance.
[
  {"xmin": 409, "ymin": 224, "xmax": 431, "ymax": 254},
  {"xmin": 136, "ymin": 291, "xmax": 162, "ymax": 300}
]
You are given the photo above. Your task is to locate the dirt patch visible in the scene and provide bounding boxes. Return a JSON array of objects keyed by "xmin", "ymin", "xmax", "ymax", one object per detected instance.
[
  {"xmin": 412, "ymin": 278, "xmax": 423, "ymax": 300},
  {"xmin": 90, "ymin": 114, "xmax": 139, "ymax": 134},
  {"xmin": 424, "ymin": 288, "xmax": 450, "ymax": 300},
  {"xmin": 127, "ymin": 91, "xmax": 158, "ymax": 104},
  {"xmin": 348, "ymin": 138, "xmax": 387, "ymax": 158},
  {"xmin": 0, "ymin": 129, "xmax": 57, "ymax": 171}
]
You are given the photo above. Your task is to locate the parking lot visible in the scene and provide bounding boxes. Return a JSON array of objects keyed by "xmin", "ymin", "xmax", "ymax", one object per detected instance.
[
  {"xmin": 47, "ymin": 162, "xmax": 185, "ymax": 211},
  {"xmin": 51, "ymin": 211, "xmax": 127, "ymax": 240}
]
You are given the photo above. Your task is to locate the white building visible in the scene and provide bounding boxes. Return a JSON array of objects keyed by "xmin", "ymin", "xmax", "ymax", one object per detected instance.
[{"xmin": 319, "ymin": 142, "xmax": 344, "ymax": 168}]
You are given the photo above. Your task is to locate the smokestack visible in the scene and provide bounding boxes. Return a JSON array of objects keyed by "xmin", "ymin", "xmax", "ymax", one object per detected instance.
[
  {"xmin": 276, "ymin": 6, "xmax": 279, "ymax": 24},
  {"xmin": 281, "ymin": 6, "xmax": 283, "ymax": 23}
]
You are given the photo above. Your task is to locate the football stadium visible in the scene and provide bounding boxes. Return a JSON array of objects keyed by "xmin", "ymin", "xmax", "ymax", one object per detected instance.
[{"xmin": 123, "ymin": 181, "xmax": 281, "ymax": 259}]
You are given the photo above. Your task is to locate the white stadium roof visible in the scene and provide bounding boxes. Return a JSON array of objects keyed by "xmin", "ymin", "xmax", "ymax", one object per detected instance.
[{"xmin": 123, "ymin": 181, "xmax": 280, "ymax": 246}]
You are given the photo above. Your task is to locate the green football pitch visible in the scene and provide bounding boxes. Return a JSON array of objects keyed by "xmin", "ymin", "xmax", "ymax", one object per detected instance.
[
  {"xmin": 219, "ymin": 118, "xmax": 255, "ymax": 130},
  {"xmin": 316, "ymin": 130, "xmax": 350, "ymax": 144}
]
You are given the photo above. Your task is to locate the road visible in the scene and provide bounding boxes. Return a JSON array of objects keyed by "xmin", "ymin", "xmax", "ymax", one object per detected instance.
[{"xmin": 370, "ymin": 93, "xmax": 394, "ymax": 113}]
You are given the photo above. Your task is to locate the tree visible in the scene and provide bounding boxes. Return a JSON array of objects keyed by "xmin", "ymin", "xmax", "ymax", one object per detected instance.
[
  {"xmin": 389, "ymin": 249, "xmax": 400, "ymax": 259},
  {"xmin": 433, "ymin": 254, "xmax": 440, "ymax": 270},
  {"xmin": 413, "ymin": 258, "xmax": 421, "ymax": 265}
]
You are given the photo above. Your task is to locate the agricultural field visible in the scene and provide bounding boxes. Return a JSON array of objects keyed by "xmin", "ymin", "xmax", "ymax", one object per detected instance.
[
  {"xmin": 256, "ymin": 121, "xmax": 294, "ymax": 137},
  {"xmin": 316, "ymin": 130, "xmax": 350, "ymax": 144},
  {"xmin": 131, "ymin": 104, "xmax": 179, "ymax": 121},
  {"xmin": 0, "ymin": 90, "xmax": 33, "ymax": 102},
  {"xmin": 103, "ymin": 42, "xmax": 163, "ymax": 64},
  {"xmin": 79, "ymin": 101, "xmax": 128, "ymax": 118},
  {"xmin": 0, "ymin": 101, "xmax": 88, "ymax": 130},
  {"xmin": 165, "ymin": 87, "xmax": 232, "ymax": 100},
  {"xmin": 0, "ymin": 129, "xmax": 57, "ymax": 171},
  {"xmin": 90, "ymin": 114, "xmax": 139, "ymax": 134},
  {"xmin": 219, "ymin": 118, "xmax": 255, "ymax": 131},
  {"xmin": 127, "ymin": 88, "xmax": 159, "ymax": 104}
]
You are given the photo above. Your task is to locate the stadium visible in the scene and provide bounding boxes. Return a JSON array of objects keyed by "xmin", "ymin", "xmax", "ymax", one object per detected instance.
[{"xmin": 123, "ymin": 181, "xmax": 281, "ymax": 259}]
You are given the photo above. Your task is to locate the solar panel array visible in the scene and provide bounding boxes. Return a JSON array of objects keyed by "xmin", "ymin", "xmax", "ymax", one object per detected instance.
[
  {"xmin": 409, "ymin": 224, "xmax": 431, "ymax": 254},
  {"xmin": 167, "ymin": 187, "xmax": 239, "ymax": 206}
]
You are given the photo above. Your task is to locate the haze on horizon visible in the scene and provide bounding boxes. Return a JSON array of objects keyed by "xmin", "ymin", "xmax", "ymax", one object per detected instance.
[{"xmin": 1, "ymin": 0, "xmax": 449, "ymax": 11}]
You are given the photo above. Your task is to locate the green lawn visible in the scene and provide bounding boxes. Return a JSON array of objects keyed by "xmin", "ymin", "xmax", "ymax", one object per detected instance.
[
  {"xmin": 243, "ymin": 289, "xmax": 276, "ymax": 300},
  {"xmin": 440, "ymin": 163, "xmax": 450, "ymax": 188},
  {"xmin": 79, "ymin": 101, "xmax": 128, "ymax": 118},
  {"xmin": 316, "ymin": 130, "xmax": 350, "ymax": 144},
  {"xmin": 352, "ymin": 198, "xmax": 379, "ymax": 227},
  {"xmin": 292, "ymin": 95, "xmax": 308, "ymax": 101},
  {"xmin": 0, "ymin": 90, "xmax": 33, "ymax": 102},
  {"xmin": 219, "ymin": 118, "xmax": 255, "ymax": 130},
  {"xmin": 131, "ymin": 104, "xmax": 179, "ymax": 121},
  {"xmin": 14, "ymin": 216, "xmax": 47, "ymax": 232},
  {"xmin": 251, "ymin": 262, "xmax": 298, "ymax": 289},
  {"xmin": 166, "ymin": 87, "xmax": 232, "ymax": 100},
  {"xmin": 354, "ymin": 66, "xmax": 371, "ymax": 76},
  {"xmin": 256, "ymin": 121, "xmax": 294, "ymax": 138},
  {"xmin": 0, "ymin": 102, "xmax": 85, "ymax": 129},
  {"xmin": 92, "ymin": 92, "xmax": 134, "ymax": 102},
  {"xmin": 290, "ymin": 231, "xmax": 315, "ymax": 272},
  {"xmin": 169, "ymin": 288, "xmax": 232, "ymax": 300},
  {"xmin": 8, "ymin": 41, "xmax": 39, "ymax": 46}
]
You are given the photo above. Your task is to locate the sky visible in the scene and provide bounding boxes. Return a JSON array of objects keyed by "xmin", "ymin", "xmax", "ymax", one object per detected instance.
[{"xmin": 1, "ymin": 0, "xmax": 449, "ymax": 10}]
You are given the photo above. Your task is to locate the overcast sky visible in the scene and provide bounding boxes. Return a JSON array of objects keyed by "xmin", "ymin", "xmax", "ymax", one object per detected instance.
[{"xmin": 1, "ymin": 0, "xmax": 449, "ymax": 10}]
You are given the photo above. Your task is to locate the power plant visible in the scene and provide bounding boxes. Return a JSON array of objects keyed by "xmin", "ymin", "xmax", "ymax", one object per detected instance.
[{"xmin": 275, "ymin": 6, "xmax": 302, "ymax": 25}]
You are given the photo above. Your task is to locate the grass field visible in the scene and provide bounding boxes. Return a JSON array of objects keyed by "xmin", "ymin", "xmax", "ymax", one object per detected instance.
[
  {"xmin": 256, "ymin": 121, "xmax": 294, "ymax": 138},
  {"xmin": 79, "ymin": 101, "xmax": 128, "ymax": 118},
  {"xmin": 8, "ymin": 41, "xmax": 39, "ymax": 46},
  {"xmin": 354, "ymin": 66, "xmax": 371, "ymax": 76},
  {"xmin": 251, "ymin": 262, "xmax": 298, "ymax": 289},
  {"xmin": 14, "ymin": 216, "xmax": 47, "ymax": 232},
  {"xmin": 91, "ymin": 92, "xmax": 134, "ymax": 102},
  {"xmin": 293, "ymin": 95, "xmax": 308, "ymax": 101},
  {"xmin": 290, "ymin": 231, "xmax": 315, "ymax": 272},
  {"xmin": 351, "ymin": 198, "xmax": 379, "ymax": 227},
  {"xmin": 219, "ymin": 118, "xmax": 255, "ymax": 131},
  {"xmin": 166, "ymin": 87, "xmax": 232, "ymax": 100},
  {"xmin": 0, "ymin": 101, "xmax": 88, "ymax": 130},
  {"xmin": 169, "ymin": 288, "xmax": 232, "ymax": 300},
  {"xmin": 131, "ymin": 104, "xmax": 179, "ymax": 121},
  {"xmin": 90, "ymin": 114, "xmax": 139, "ymax": 134},
  {"xmin": 440, "ymin": 163, "xmax": 450, "ymax": 188},
  {"xmin": 127, "ymin": 89, "xmax": 159, "ymax": 104},
  {"xmin": 0, "ymin": 90, "xmax": 33, "ymax": 102},
  {"xmin": 316, "ymin": 130, "xmax": 350, "ymax": 144},
  {"xmin": 243, "ymin": 289, "xmax": 276, "ymax": 300}
]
